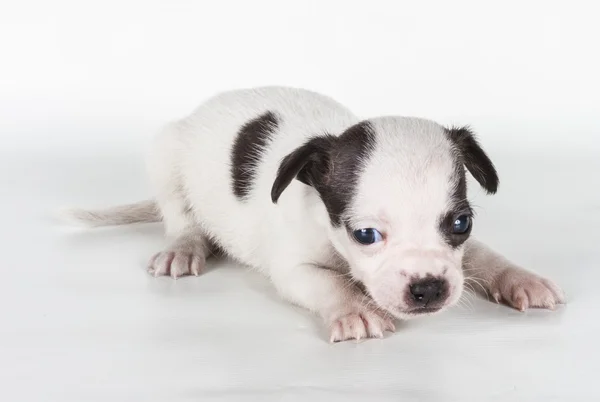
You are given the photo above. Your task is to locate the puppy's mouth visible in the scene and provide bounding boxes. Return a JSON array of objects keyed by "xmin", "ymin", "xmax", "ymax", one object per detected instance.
[
  {"xmin": 379, "ymin": 304, "xmax": 444, "ymax": 319},
  {"xmin": 405, "ymin": 307, "xmax": 442, "ymax": 315}
]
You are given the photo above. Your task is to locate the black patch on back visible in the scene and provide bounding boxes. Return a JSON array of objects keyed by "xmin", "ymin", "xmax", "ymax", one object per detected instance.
[
  {"xmin": 231, "ymin": 111, "xmax": 279, "ymax": 199},
  {"xmin": 271, "ymin": 121, "xmax": 377, "ymax": 226}
]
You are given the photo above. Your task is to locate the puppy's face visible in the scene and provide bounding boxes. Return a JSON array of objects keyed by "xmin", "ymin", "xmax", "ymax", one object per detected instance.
[{"xmin": 272, "ymin": 117, "xmax": 498, "ymax": 319}]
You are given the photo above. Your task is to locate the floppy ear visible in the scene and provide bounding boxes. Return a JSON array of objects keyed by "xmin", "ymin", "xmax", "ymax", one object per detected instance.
[
  {"xmin": 271, "ymin": 135, "xmax": 336, "ymax": 203},
  {"xmin": 445, "ymin": 126, "xmax": 499, "ymax": 194}
]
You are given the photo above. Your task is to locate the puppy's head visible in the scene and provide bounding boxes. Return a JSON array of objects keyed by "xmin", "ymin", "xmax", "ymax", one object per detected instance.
[{"xmin": 271, "ymin": 117, "xmax": 498, "ymax": 319}]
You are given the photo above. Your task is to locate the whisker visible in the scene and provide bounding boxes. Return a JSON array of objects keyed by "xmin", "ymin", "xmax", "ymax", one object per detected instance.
[{"xmin": 465, "ymin": 277, "xmax": 489, "ymax": 298}]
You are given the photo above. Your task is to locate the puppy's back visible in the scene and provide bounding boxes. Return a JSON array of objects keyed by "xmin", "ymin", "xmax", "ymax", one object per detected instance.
[{"xmin": 161, "ymin": 86, "xmax": 358, "ymax": 267}]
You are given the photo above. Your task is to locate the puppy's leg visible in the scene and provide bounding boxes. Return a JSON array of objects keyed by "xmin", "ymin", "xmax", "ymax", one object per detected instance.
[
  {"xmin": 146, "ymin": 124, "xmax": 212, "ymax": 278},
  {"xmin": 148, "ymin": 225, "xmax": 209, "ymax": 279},
  {"xmin": 270, "ymin": 264, "xmax": 395, "ymax": 342},
  {"xmin": 463, "ymin": 239, "xmax": 565, "ymax": 311},
  {"xmin": 150, "ymin": 188, "xmax": 209, "ymax": 279}
]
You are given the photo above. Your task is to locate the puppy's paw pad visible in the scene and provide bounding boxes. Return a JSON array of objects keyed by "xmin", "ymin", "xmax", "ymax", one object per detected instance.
[
  {"xmin": 147, "ymin": 250, "xmax": 206, "ymax": 279},
  {"xmin": 492, "ymin": 269, "xmax": 565, "ymax": 311},
  {"xmin": 329, "ymin": 310, "xmax": 395, "ymax": 343}
]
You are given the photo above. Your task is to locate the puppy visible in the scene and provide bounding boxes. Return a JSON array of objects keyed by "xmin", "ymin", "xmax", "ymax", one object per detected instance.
[{"xmin": 65, "ymin": 86, "xmax": 565, "ymax": 342}]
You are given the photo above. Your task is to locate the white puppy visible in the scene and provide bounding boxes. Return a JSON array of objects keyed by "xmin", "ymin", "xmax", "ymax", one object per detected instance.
[{"xmin": 65, "ymin": 86, "xmax": 565, "ymax": 342}]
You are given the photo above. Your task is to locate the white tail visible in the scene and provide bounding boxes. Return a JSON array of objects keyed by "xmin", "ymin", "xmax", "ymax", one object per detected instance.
[{"xmin": 59, "ymin": 200, "xmax": 161, "ymax": 227}]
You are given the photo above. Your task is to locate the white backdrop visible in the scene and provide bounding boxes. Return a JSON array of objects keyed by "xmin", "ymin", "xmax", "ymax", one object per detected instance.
[
  {"xmin": 1, "ymin": 0, "xmax": 599, "ymax": 153},
  {"xmin": 1, "ymin": 2, "xmax": 599, "ymax": 402}
]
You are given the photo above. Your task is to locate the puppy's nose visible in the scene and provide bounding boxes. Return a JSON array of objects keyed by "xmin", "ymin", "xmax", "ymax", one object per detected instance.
[{"xmin": 409, "ymin": 278, "xmax": 446, "ymax": 306}]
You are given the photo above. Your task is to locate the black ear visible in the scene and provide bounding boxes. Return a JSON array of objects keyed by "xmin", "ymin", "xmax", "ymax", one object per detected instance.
[
  {"xmin": 445, "ymin": 126, "xmax": 499, "ymax": 194},
  {"xmin": 271, "ymin": 135, "xmax": 335, "ymax": 203}
]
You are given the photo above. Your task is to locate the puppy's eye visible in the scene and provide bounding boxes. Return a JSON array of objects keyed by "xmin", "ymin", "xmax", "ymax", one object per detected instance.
[
  {"xmin": 452, "ymin": 215, "xmax": 472, "ymax": 234},
  {"xmin": 352, "ymin": 228, "xmax": 384, "ymax": 245}
]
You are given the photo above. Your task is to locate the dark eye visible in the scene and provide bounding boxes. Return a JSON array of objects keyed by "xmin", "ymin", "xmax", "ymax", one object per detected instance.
[
  {"xmin": 352, "ymin": 228, "xmax": 384, "ymax": 245},
  {"xmin": 452, "ymin": 215, "xmax": 472, "ymax": 234}
]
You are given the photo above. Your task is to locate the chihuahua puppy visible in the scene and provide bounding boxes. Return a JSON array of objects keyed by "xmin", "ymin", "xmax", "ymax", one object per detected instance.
[{"xmin": 65, "ymin": 87, "xmax": 565, "ymax": 342}]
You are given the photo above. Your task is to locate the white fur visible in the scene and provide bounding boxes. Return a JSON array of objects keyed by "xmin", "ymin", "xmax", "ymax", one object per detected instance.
[
  {"xmin": 64, "ymin": 86, "xmax": 565, "ymax": 342},
  {"xmin": 327, "ymin": 117, "xmax": 465, "ymax": 319}
]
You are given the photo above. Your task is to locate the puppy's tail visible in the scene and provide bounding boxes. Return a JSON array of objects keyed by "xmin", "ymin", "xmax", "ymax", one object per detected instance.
[{"xmin": 59, "ymin": 200, "xmax": 161, "ymax": 227}]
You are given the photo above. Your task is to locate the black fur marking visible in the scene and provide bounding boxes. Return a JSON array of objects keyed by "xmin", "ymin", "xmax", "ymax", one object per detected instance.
[
  {"xmin": 439, "ymin": 165, "xmax": 473, "ymax": 248},
  {"xmin": 439, "ymin": 126, "xmax": 498, "ymax": 248},
  {"xmin": 271, "ymin": 135, "xmax": 337, "ymax": 203},
  {"xmin": 271, "ymin": 121, "xmax": 377, "ymax": 226},
  {"xmin": 445, "ymin": 126, "xmax": 499, "ymax": 194},
  {"xmin": 231, "ymin": 111, "xmax": 279, "ymax": 199}
]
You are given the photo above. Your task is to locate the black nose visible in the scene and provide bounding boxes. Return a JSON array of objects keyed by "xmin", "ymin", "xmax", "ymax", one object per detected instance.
[{"xmin": 409, "ymin": 278, "xmax": 445, "ymax": 306}]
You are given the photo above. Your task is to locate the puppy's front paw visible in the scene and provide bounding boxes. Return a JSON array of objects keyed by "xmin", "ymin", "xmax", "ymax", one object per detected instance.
[
  {"xmin": 328, "ymin": 308, "xmax": 395, "ymax": 343},
  {"xmin": 491, "ymin": 268, "xmax": 565, "ymax": 311},
  {"xmin": 148, "ymin": 250, "xmax": 206, "ymax": 279}
]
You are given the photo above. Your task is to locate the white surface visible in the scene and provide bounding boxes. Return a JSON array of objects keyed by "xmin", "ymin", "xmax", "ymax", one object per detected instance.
[
  {"xmin": 1, "ymin": 1, "xmax": 599, "ymax": 401},
  {"xmin": 1, "ymin": 150, "xmax": 598, "ymax": 402}
]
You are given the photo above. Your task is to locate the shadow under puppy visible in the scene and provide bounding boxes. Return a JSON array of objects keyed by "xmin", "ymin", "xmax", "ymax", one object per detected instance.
[{"xmin": 64, "ymin": 86, "xmax": 565, "ymax": 342}]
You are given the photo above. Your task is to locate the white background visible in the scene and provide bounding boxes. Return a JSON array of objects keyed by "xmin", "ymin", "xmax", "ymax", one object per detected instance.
[{"xmin": 1, "ymin": 1, "xmax": 599, "ymax": 401}]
